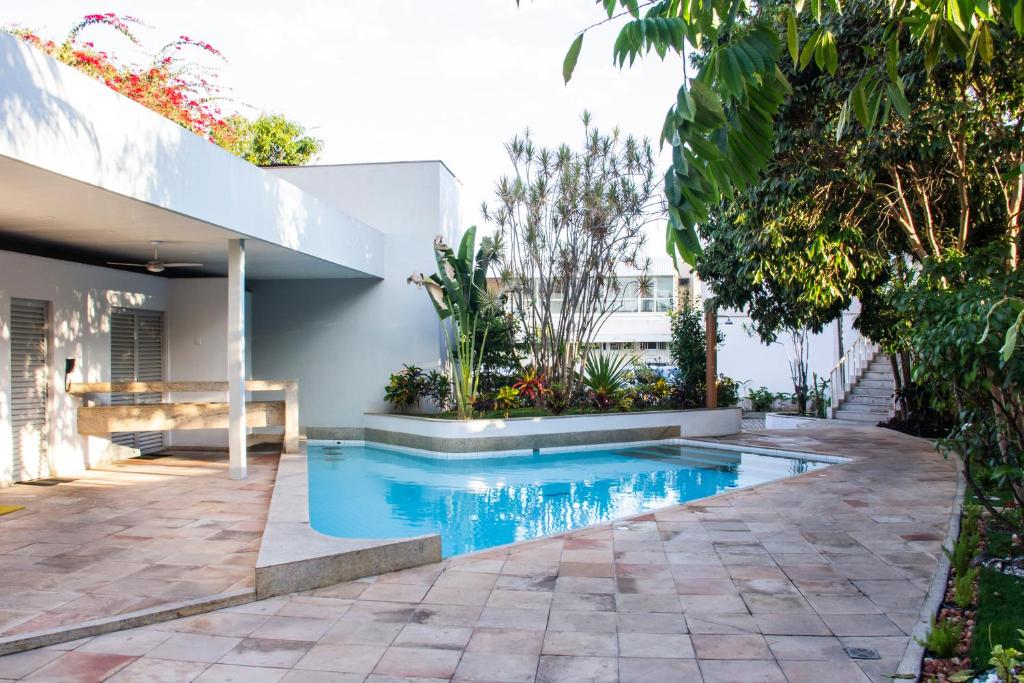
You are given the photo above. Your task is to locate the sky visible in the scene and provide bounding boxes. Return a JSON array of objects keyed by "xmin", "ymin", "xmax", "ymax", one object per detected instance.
[{"xmin": 5, "ymin": 1, "xmax": 683, "ymax": 231}]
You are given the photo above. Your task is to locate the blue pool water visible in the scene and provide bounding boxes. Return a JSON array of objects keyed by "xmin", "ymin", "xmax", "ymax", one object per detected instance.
[{"xmin": 307, "ymin": 442, "xmax": 829, "ymax": 557}]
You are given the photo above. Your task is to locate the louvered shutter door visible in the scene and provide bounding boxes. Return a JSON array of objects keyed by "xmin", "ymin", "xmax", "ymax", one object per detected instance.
[
  {"xmin": 10, "ymin": 299, "xmax": 49, "ymax": 481},
  {"xmin": 110, "ymin": 308, "xmax": 165, "ymax": 454},
  {"xmin": 134, "ymin": 310, "xmax": 165, "ymax": 453}
]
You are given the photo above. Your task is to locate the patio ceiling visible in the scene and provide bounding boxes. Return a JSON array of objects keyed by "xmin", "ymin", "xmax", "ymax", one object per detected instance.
[{"xmin": 0, "ymin": 156, "xmax": 366, "ymax": 280}]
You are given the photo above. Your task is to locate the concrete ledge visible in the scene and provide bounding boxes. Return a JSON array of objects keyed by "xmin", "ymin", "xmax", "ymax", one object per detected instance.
[
  {"xmin": 764, "ymin": 412, "xmax": 828, "ymax": 430},
  {"xmin": 896, "ymin": 454, "xmax": 966, "ymax": 680},
  {"xmin": 256, "ymin": 449, "xmax": 441, "ymax": 598},
  {"xmin": 363, "ymin": 408, "xmax": 742, "ymax": 455},
  {"xmin": 0, "ymin": 589, "xmax": 253, "ymax": 656}
]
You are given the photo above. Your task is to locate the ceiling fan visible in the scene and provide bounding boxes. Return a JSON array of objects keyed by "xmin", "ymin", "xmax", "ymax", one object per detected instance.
[{"xmin": 107, "ymin": 241, "xmax": 203, "ymax": 273}]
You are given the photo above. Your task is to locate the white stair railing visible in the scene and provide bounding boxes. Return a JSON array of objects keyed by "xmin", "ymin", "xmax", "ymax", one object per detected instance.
[{"xmin": 827, "ymin": 336, "xmax": 880, "ymax": 418}]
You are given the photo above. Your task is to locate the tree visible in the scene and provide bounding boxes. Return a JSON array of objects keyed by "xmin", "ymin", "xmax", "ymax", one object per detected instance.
[
  {"xmin": 484, "ymin": 114, "xmax": 663, "ymax": 410},
  {"xmin": 668, "ymin": 298, "xmax": 722, "ymax": 405},
  {"xmin": 550, "ymin": 0, "xmax": 1023, "ymax": 269},
  {"xmin": 223, "ymin": 114, "xmax": 323, "ymax": 166}
]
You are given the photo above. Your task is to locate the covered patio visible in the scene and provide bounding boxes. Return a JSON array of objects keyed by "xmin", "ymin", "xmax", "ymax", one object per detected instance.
[{"xmin": 0, "ymin": 30, "xmax": 385, "ymax": 484}]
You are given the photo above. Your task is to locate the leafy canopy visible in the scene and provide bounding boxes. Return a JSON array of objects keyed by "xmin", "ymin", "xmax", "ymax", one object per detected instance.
[{"xmin": 549, "ymin": 0, "xmax": 1024, "ymax": 266}]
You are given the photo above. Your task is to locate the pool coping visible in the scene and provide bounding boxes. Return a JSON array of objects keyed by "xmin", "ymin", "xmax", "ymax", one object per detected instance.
[
  {"xmin": 255, "ymin": 446, "xmax": 442, "ymax": 598},
  {"xmin": 261, "ymin": 436, "xmax": 849, "ymax": 596}
]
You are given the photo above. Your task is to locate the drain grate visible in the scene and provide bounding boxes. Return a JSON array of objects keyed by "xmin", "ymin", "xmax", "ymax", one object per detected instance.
[
  {"xmin": 17, "ymin": 477, "xmax": 76, "ymax": 487},
  {"xmin": 845, "ymin": 646, "xmax": 881, "ymax": 660}
]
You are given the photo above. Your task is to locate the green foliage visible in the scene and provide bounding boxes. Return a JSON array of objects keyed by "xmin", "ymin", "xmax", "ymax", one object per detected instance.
[
  {"xmin": 669, "ymin": 300, "xmax": 723, "ymax": 397},
  {"xmin": 808, "ymin": 373, "xmax": 830, "ymax": 418},
  {"xmin": 945, "ymin": 509, "xmax": 981, "ymax": 578},
  {"xmin": 584, "ymin": 353, "xmax": 633, "ymax": 410},
  {"xmin": 621, "ymin": 367, "xmax": 674, "ymax": 410},
  {"xmin": 905, "ymin": 249, "xmax": 1024, "ymax": 528},
  {"xmin": 512, "ymin": 368, "xmax": 547, "ymax": 405},
  {"xmin": 988, "ymin": 639, "xmax": 1024, "ymax": 683},
  {"xmin": 971, "ymin": 522, "xmax": 1024, "ymax": 666},
  {"xmin": 918, "ymin": 616, "xmax": 963, "ymax": 658},
  {"xmin": 225, "ymin": 114, "xmax": 322, "ymax": 166},
  {"xmin": 409, "ymin": 227, "xmax": 502, "ymax": 419},
  {"xmin": 494, "ymin": 385, "xmax": 521, "ymax": 417},
  {"xmin": 953, "ymin": 566, "xmax": 979, "ymax": 609},
  {"xmin": 384, "ymin": 364, "xmax": 426, "ymax": 412},
  {"xmin": 423, "ymin": 370, "xmax": 452, "ymax": 412},
  {"xmin": 486, "ymin": 116, "xmax": 659, "ymax": 407},
  {"xmin": 716, "ymin": 375, "xmax": 741, "ymax": 407},
  {"xmin": 556, "ymin": 0, "xmax": 1024, "ymax": 266},
  {"xmin": 747, "ymin": 386, "xmax": 778, "ymax": 412}
]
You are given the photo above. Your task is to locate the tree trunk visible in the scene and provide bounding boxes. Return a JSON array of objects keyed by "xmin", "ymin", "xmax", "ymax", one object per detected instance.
[
  {"xmin": 890, "ymin": 355, "xmax": 906, "ymax": 420},
  {"xmin": 705, "ymin": 308, "xmax": 718, "ymax": 409}
]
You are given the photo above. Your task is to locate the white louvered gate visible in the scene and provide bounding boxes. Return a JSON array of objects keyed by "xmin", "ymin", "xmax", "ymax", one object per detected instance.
[
  {"xmin": 10, "ymin": 298, "xmax": 50, "ymax": 482},
  {"xmin": 110, "ymin": 308, "xmax": 166, "ymax": 454}
]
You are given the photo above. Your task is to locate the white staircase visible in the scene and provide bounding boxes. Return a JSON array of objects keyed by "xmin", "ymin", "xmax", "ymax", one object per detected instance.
[{"xmin": 828, "ymin": 338, "xmax": 896, "ymax": 424}]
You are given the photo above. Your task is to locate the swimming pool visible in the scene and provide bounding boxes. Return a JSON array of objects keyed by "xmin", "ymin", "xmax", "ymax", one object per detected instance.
[{"xmin": 307, "ymin": 442, "xmax": 830, "ymax": 557}]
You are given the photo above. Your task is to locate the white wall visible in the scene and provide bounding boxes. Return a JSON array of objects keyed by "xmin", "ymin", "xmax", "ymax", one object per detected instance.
[
  {"xmin": 716, "ymin": 310, "xmax": 856, "ymax": 397},
  {"xmin": 165, "ymin": 279, "xmax": 253, "ymax": 448},
  {"xmin": 0, "ymin": 250, "xmax": 168, "ymax": 482},
  {"xmin": 253, "ymin": 162, "xmax": 458, "ymax": 429}
]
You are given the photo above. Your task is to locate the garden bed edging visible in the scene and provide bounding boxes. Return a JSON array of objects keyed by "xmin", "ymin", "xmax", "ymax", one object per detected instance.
[{"xmin": 363, "ymin": 407, "xmax": 742, "ymax": 456}]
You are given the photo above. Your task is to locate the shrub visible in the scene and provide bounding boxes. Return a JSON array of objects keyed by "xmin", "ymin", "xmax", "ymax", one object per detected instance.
[
  {"xmin": 747, "ymin": 386, "xmax": 776, "ymax": 412},
  {"xmin": 384, "ymin": 365, "xmax": 426, "ymax": 412},
  {"xmin": 954, "ymin": 567, "xmax": 979, "ymax": 609},
  {"xmin": 494, "ymin": 386, "xmax": 520, "ymax": 417},
  {"xmin": 584, "ymin": 353, "xmax": 632, "ymax": 411},
  {"xmin": 918, "ymin": 617, "xmax": 963, "ymax": 658},
  {"xmin": 717, "ymin": 375, "xmax": 742, "ymax": 407},
  {"xmin": 423, "ymin": 370, "xmax": 452, "ymax": 412},
  {"xmin": 945, "ymin": 511, "xmax": 981, "ymax": 579},
  {"xmin": 668, "ymin": 299, "xmax": 722, "ymax": 399},
  {"xmin": 512, "ymin": 369, "xmax": 547, "ymax": 406}
]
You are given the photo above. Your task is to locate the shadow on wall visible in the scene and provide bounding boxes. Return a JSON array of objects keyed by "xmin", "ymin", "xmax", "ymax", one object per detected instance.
[{"xmin": 0, "ymin": 35, "xmax": 101, "ymax": 154}]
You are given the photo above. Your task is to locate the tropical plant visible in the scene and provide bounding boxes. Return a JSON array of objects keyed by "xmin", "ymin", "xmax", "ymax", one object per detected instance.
[
  {"xmin": 808, "ymin": 373, "xmax": 830, "ymax": 418},
  {"xmin": 423, "ymin": 370, "xmax": 453, "ymax": 412},
  {"xmin": 513, "ymin": 368, "xmax": 547, "ymax": 405},
  {"xmin": 495, "ymin": 385, "xmax": 521, "ymax": 418},
  {"xmin": 384, "ymin": 364, "xmax": 426, "ymax": 412},
  {"xmin": 584, "ymin": 353, "xmax": 634, "ymax": 410},
  {"xmin": 409, "ymin": 226, "xmax": 501, "ymax": 420},
  {"xmin": 485, "ymin": 114, "xmax": 662, "ymax": 408}
]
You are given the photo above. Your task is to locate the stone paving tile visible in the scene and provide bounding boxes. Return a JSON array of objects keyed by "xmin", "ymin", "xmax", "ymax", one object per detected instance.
[
  {"xmin": 0, "ymin": 425, "xmax": 958, "ymax": 681},
  {"xmin": 0, "ymin": 450, "xmax": 279, "ymax": 640}
]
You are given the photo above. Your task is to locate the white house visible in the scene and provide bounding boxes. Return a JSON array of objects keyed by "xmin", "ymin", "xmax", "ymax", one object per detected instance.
[{"xmin": 0, "ymin": 32, "xmax": 455, "ymax": 484}]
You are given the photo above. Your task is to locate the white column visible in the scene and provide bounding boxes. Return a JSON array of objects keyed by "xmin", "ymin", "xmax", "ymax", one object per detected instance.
[{"xmin": 228, "ymin": 239, "xmax": 247, "ymax": 479}]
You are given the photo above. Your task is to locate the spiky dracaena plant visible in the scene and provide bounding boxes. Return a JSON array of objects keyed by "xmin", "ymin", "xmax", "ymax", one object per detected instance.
[{"xmin": 409, "ymin": 227, "xmax": 502, "ymax": 420}]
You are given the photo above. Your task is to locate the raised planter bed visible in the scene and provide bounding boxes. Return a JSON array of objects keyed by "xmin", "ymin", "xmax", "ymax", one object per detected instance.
[{"xmin": 363, "ymin": 407, "xmax": 742, "ymax": 455}]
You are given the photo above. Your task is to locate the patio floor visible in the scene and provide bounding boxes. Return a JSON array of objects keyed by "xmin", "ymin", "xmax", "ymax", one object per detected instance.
[
  {"xmin": 0, "ymin": 448, "xmax": 279, "ymax": 642},
  {"xmin": 0, "ymin": 425, "xmax": 958, "ymax": 682}
]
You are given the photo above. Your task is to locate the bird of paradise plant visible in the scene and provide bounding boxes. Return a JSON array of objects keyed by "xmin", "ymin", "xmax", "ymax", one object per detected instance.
[{"xmin": 409, "ymin": 227, "xmax": 501, "ymax": 420}]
